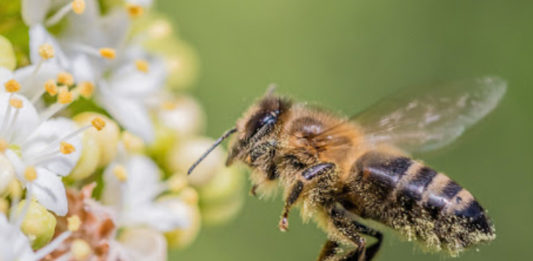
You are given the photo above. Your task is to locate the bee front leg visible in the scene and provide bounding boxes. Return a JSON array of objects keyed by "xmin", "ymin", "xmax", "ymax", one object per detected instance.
[{"xmin": 279, "ymin": 162, "xmax": 336, "ymax": 232}]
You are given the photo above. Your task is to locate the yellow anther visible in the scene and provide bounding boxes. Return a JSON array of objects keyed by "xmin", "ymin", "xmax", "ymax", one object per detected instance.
[
  {"xmin": 67, "ymin": 215, "xmax": 81, "ymax": 232},
  {"xmin": 161, "ymin": 101, "xmax": 177, "ymax": 110},
  {"xmin": 44, "ymin": 79, "xmax": 58, "ymax": 96},
  {"xmin": 99, "ymin": 48, "xmax": 116, "ymax": 59},
  {"xmin": 57, "ymin": 72, "xmax": 74, "ymax": 86},
  {"xmin": 58, "ymin": 87, "xmax": 73, "ymax": 104},
  {"xmin": 71, "ymin": 0, "xmax": 86, "ymax": 14},
  {"xmin": 24, "ymin": 166, "xmax": 37, "ymax": 182},
  {"xmin": 91, "ymin": 117, "xmax": 106, "ymax": 131},
  {"xmin": 4, "ymin": 79, "xmax": 21, "ymax": 93},
  {"xmin": 71, "ymin": 239, "xmax": 92, "ymax": 260},
  {"xmin": 126, "ymin": 4, "xmax": 144, "ymax": 18},
  {"xmin": 122, "ymin": 131, "xmax": 144, "ymax": 152},
  {"xmin": 38, "ymin": 44, "xmax": 55, "ymax": 60},
  {"xmin": 135, "ymin": 59, "xmax": 150, "ymax": 73},
  {"xmin": 0, "ymin": 139, "xmax": 7, "ymax": 153},
  {"xmin": 112, "ymin": 165, "xmax": 128, "ymax": 182},
  {"xmin": 78, "ymin": 81, "xmax": 94, "ymax": 98},
  {"xmin": 60, "ymin": 141, "xmax": 76, "ymax": 154},
  {"xmin": 9, "ymin": 98, "xmax": 23, "ymax": 109}
]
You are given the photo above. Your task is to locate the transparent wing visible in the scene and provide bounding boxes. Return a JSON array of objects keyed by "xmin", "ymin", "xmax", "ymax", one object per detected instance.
[{"xmin": 353, "ymin": 77, "xmax": 507, "ymax": 153}]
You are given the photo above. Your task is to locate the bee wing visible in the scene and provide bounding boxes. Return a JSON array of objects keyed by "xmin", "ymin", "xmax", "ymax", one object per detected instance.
[{"xmin": 351, "ymin": 77, "xmax": 507, "ymax": 153}]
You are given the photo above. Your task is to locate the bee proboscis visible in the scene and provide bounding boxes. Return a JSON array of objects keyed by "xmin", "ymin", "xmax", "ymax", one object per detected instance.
[{"xmin": 189, "ymin": 77, "xmax": 505, "ymax": 260}]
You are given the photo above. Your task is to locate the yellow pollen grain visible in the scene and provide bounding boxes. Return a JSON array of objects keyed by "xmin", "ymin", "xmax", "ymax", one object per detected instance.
[
  {"xmin": 126, "ymin": 4, "xmax": 144, "ymax": 18},
  {"xmin": 71, "ymin": 0, "xmax": 86, "ymax": 14},
  {"xmin": 71, "ymin": 239, "xmax": 92, "ymax": 260},
  {"xmin": 24, "ymin": 167, "xmax": 37, "ymax": 182},
  {"xmin": 4, "ymin": 79, "xmax": 21, "ymax": 93},
  {"xmin": 9, "ymin": 98, "xmax": 23, "ymax": 109},
  {"xmin": 99, "ymin": 48, "xmax": 116, "ymax": 59},
  {"xmin": 67, "ymin": 215, "xmax": 81, "ymax": 232},
  {"xmin": 60, "ymin": 141, "xmax": 76, "ymax": 154},
  {"xmin": 58, "ymin": 87, "xmax": 73, "ymax": 104},
  {"xmin": 0, "ymin": 139, "xmax": 7, "ymax": 153},
  {"xmin": 135, "ymin": 59, "xmax": 150, "ymax": 73},
  {"xmin": 57, "ymin": 72, "xmax": 74, "ymax": 86},
  {"xmin": 91, "ymin": 117, "xmax": 106, "ymax": 131},
  {"xmin": 38, "ymin": 44, "xmax": 55, "ymax": 60},
  {"xmin": 112, "ymin": 165, "xmax": 128, "ymax": 182},
  {"xmin": 78, "ymin": 81, "xmax": 94, "ymax": 98},
  {"xmin": 44, "ymin": 79, "xmax": 58, "ymax": 96}
]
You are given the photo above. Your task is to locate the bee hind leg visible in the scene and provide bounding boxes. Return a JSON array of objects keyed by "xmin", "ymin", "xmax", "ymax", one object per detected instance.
[
  {"xmin": 328, "ymin": 205, "xmax": 383, "ymax": 261},
  {"xmin": 317, "ymin": 240, "xmax": 339, "ymax": 261}
]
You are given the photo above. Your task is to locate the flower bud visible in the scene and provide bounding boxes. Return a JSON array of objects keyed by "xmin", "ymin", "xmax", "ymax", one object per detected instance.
[
  {"xmin": 166, "ymin": 137, "xmax": 225, "ymax": 186},
  {"xmin": 157, "ymin": 95, "xmax": 205, "ymax": 137},
  {"xmin": 148, "ymin": 124, "xmax": 177, "ymax": 173},
  {"xmin": 162, "ymin": 196, "xmax": 201, "ymax": 250},
  {"xmin": 0, "ymin": 35, "xmax": 16, "ymax": 70},
  {"xmin": 73, "ymin": 112, "xmax": 120, "ymax": 168},
  {"xmin": 69, "ymin": 129, "xmax": 101, "ymax": 180},
  {"xmin": 119, "ymin": 228, "xmax": 168, "ymax": 261},
  {"xmin": 17, "ymin": 200, "xmax": 57, "ymax": 249}
]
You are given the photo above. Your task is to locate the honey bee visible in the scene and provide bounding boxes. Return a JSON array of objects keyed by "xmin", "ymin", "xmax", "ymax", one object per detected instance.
[{"xmin": 188, "ymin": 77, "xmax": 506, "ymax": 260}]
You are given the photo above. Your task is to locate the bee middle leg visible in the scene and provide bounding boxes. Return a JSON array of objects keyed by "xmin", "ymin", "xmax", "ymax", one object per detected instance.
[
  {"xmin": 327, "ymin": 205, "xmax": 383, "ymax": 261},
  {"xmin": 279, "ymin": 162, "xmax": 335, "ymax": 231}
]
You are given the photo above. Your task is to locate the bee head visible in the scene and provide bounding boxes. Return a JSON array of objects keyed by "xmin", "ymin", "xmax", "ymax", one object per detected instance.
[{"xmin": 187, "ymin": 86, "xmax": 290, "ymax": 175}]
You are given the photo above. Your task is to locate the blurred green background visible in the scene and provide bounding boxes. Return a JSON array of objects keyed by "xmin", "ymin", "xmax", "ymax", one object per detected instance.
[{"xmin": 159, "ymin": 0, "xmax": 533, "ymax": 260}]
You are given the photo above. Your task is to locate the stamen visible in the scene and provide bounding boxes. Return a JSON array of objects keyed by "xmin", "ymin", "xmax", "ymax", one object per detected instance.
[
  {"xmin": 78, "ymin": 81, "xmax": 94, "ymax": 98},
  {"xmin": 71, "ymin": 239, "xmax": 92, "ymax": 260},
  {"xmin": 0, "ymin": 139, "xmax": 7, "ymax": 153},
  {"xmin": 32, "ymin": 231, "xmax": 72, "ymax": 260},
  {"xmin": 60, "ymin": 142, "xmax": 76, "ymax": 154},
  {"xmin": 38, "ymin": 44, "xmax": 55, "ymax": 60},
  {"xmin": 99, "ymin": 48, "xmax": 116, "ymax": 59},
  {"xmin": 57, "ymin": 72, "xmax": 74, "ymax": 86},
  {"xmin": 67, "ymin": 215, "xmax": 81, "ymax": 231},
  {"xmin": 71, "ymin": 0, "xmax": 86, "ymax": 14},
  {"xmin": 4, "ymin": 79, "xmax": 21, "ymax": 93},
  {"xmin": 9, "ymin": 98, "xmax": 23, "ymax": 109},
  {"xmin": 112, "ymin": 165, "xmax": 128, "ymax": 182},
  {"xmin": 45, "ymin": 79, "xmax": 58, "ymax": 96},
  {"xmin": 135, "ymin": 59, "xmax": 150, "ymax": 73},
  {"xmin": 91, "ymin": 117, "xmax": 106, "ymax": 131},
  {"xmin": 126, "ymin": 4, "xmax": 144, "ymax": 18},
  {"xmin": 58, "ymin": 87, "xmax": 73, "ymax": 104},
  {"xmin": 24, "ymin": 166, "xmax": 38, "ymax": 182}
]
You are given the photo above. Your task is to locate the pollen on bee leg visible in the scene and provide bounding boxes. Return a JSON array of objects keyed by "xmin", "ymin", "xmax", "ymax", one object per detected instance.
[
  {"xmin": 99, "ymin": 48, "xmax": 116, "ymax": 59},
  {"xmin": 38, "ymin": 44, "xmax": 55, "ymax": 60},
  {"xmin": 78, "ymin": 81, "xmax": 94, "ymax": 98},
  {"xmin": 58, "ymin": 87, "xmax": 73, "ymax": 104},
  {"xmin": 44, "ymin": 80, "xmax": 58, "ymax": 96},
  {"xmin": 71, "ymin": 0, "xmax": 86, "ymax": 14},
  {"xmin": 71, "ymin": 239, "xmax": 92, "ymax": 260},
  {"xmin": 4, "ymin": 79, "xmax": 21, "ymax": 93},
  {"xmin": 9, "ymin": 98, "xmax": 23, "ymax": 109},
  {"xmin": 91, "ymin": 117, "xmax": 106, "ymax": 131},
  {"xmin": 112, "ymin": 165, "xmax": 128, "ymax": 182},
  {"xmin": 57, "ymin": 72, "xmax": 74, "ymax": 86},
  {"xmin": 60, "ymin": 141, "xmax": 76, "ymax": 154},
  {"xmin": 126, "ymin": 4, "xmax": 144, "ymax": 18},
  {"xmin": 67, "ymin": 215, "xmax": 82, "ymax": 232},
  {"xmin": 135, "ymin": 59, "xmax": 150, "ymax": 73},
  {"xmin": 24, "ymin": 166, "xmax": 38, "ymax": 182}
]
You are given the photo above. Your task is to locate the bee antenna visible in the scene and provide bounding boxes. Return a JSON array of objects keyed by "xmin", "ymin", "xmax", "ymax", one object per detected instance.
[{"xmin": 187, "ymin": 127, "xmax": 238, "ymax": 175}]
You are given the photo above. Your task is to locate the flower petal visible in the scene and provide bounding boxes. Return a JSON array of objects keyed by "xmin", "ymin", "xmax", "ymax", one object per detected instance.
[
  {"xmin": 0, "ymin": 154, "xmax": 15, "ymax": 194},
  {"xmin": 0, "ymin": 67, "xmax": 13, "ymax": 89},
  {"xmin": 0, "ymin": 214, "xmax": 35, "ymax": 261},
  {"xmin": 0, "ymin": 93, "xmax": 40, "ymax": 144},
  {"xmin": 14, "ymin": 62, "xmax": 63, "ymax": 98},
  {"xmin": 22, "ymin": 117, "xmax": 82, "ymax": 176},
  {"xmin": 98, "ymin": 84, "xmax": 154, "ymax": 142},
  {"xmin": 31, "ymin": 167, "xmax": 68, "ymax": 216},
  {"xmin": 21, "ymin": 0, "xmax": 52, "ymax": 26},
  {"xmin": 123, "ymin": 199, "xmax": 190, "ymax": 232},
  {"xmin": 118, "ymin": 228, "xmax": 167, "ymax": 261},
  {"xmin": 71, "ymin": 54, "xmax": 96, "ymax": 83}
]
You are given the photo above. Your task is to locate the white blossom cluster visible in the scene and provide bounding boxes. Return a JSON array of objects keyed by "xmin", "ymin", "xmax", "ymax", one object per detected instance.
[{"xmin": 0, "ymin": 1, "xmax": 245, "ymax": 260}]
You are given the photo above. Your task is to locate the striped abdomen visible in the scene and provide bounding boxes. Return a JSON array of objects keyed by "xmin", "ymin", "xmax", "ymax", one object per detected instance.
[{"xmin": 350, "ymin": 151, "xmax": 495, "ymax": 253}]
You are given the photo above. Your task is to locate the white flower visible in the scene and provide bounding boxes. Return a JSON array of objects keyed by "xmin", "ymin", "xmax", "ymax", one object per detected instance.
[
  {"xmin": 108, "ymin": 228, "xmax": 167, "ymax": 261},
  {"xmin": 102, "ymin": 151, "xmax": 189, "ymax": 232}
]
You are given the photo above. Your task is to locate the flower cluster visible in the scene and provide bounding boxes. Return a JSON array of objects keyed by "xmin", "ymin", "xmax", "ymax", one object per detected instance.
[{"xmin": 0, "ymin": 0, "xmax": 245, "ymax": 260}]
